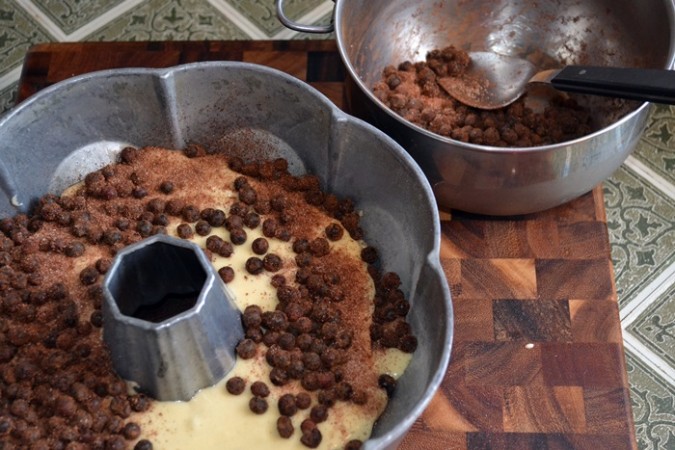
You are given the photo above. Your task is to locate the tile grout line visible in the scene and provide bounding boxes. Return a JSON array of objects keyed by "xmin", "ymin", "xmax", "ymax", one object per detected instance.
[
  {"xmin": 16, "ymin": 0, "xmax": 146, "ymax": 42},
  {"xmin": 624, "ymin": 334, "xmax": 675, "ymax": 388},
  {"xmin": 0, "ymin": 67, "xmax": 22, "ymax": 92},
  {"xmin": 205, "ymin": 0, "xmax": 268, "ymax": 39},
  {"xmin": 64, "ymin": 0, "xmax": 147, "ymax": 41},
  {"xmin": 15, "ymin": 0, "xmax": 67, "ymax": 41},
  {"xmin": 620, "ymin": 260, "xmax": 675, "ymax": 325},
  {"xmin": 624, "ymin": 155, "xmax": 675, "ymax": 202}
]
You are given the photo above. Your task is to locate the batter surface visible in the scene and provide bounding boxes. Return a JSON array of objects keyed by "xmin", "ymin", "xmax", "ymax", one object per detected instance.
[{"xmin": 0, "ymin": 145, "xmax": 416, "ymax": 449}]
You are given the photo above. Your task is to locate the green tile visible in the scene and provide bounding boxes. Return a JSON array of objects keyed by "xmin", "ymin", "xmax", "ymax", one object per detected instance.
[
  {"xmin": 31, "ymin": 0, "xmax": 126, "ymax": 35},
  {"xmin": 0, "ymin": 79, "xmax": 17, "ymax": 115},
  {"xmin": 0, "ymin": 0, "xmax": 52, "ymax": 78},
  {"xmin": 603, "ymin": 166, "xmax": 675, "ymax": 308},
  {"xmin": 228, "ymin": 0, "xmax": 328, "ymax": 36},
  {"xmin": 633, "ymin": 105, "xmax": 675, "ymax": 186},
  {"xmin": 627, "ymin": 282, "xmax": 675, "ymax": 367},
  {"xmin": 86, "ymin": 0, "xmax": 249, "ymax": 41},
  {"xmin": 625, "ymin": 351, "xmax": 675, "ymax": 450}
]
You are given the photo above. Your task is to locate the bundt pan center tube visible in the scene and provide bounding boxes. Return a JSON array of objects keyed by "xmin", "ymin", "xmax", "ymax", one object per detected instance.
[{"xmin": 102, "ymin": 234, "xmax": 244, "ymax": 402}]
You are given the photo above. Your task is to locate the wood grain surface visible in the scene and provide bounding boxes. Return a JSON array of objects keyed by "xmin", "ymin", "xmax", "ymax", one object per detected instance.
[{"xmin": 17, "ymin": 40, "xmax": 637, "ymax": 450}]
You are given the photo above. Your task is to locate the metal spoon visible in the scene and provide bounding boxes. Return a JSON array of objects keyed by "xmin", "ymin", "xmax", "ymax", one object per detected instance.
[{"xmin": 437, "ymin": 52, "xmax": 675, "ymax": 110}]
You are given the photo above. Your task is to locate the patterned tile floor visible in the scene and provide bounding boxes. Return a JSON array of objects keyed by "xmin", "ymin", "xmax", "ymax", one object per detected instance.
[{"xmin": 0, "ymin": 1, "xmax": 673, "ymax": 448}]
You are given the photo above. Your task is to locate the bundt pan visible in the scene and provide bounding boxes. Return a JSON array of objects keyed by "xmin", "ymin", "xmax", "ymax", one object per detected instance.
[{"xmin": 0, "ymin": 62, "xmax": 453, "ymax": 449}]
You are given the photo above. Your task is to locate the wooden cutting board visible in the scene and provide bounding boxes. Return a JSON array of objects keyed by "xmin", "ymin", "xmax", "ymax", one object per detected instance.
[{"xmin": 17, "ymin": 40, "xmax": 637, "ymax": 450}]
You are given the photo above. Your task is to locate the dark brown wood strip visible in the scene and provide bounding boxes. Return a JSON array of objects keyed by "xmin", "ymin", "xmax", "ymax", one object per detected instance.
[
  {"xmin": 466, "ymin": 432, "xmax": 635, "ymax": 450},
  {"xmin": 452, "ymin": 298, "xmax": 494, "ymax": 341},
  {"xmin": 464, "ymin": 342, "xmax": 544, "ymax": 386},
  {"xmin": 584, "ymin": 388, "xmax": 634, "ymax": 434},
  {"xmin": 308, "ymin": 82, "xmax": 344, "ymax": 108},
  {"xmin": 569, "ymin": 300, "xmax": 622, "ymax": 343},
  {"xmin": 441, "ymin": 383, "xmax": 505, "ymax": 432},
  {"xmin": 502, "ymin": 385, "xmax": 586, "ymax": 433},
  {"xmin": 243, "ymin": 51, "xmax": 309, "ymax": 80},
  {"xmin": 536, "ymin": 259, "xmax": 615, "ymax": 300},
  {"xmin": 460, "ymin": 259, "xmax": 537, "ymax": 300},
  {"xmin": 541, "ymin": 343, "xmax": 626, "ymax": 387},
  {"xmin": 399, "ymin": 429, "xmax": 467, "ymax": 449},
  {"xmin": 558, "ymin": 222, "xmax": 612, "ymax": 259},
  {"xmin": 307, "ymin": 50, "xmax": 346, "ymax": 82},
  {"xmin": 492, "ymin": 299, "xmax": 572, "ymax": 342}
]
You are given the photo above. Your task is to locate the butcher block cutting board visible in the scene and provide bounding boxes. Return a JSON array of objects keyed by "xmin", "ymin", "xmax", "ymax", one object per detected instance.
[{"xmin": 17, "ymin": 40, "xmax": 637, "ymax": 450}]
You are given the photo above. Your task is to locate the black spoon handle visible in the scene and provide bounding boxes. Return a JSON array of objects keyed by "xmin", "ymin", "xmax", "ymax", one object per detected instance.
[{"xmin": 551, "ymin": 66, "xmax": 675, "ymax": 105}]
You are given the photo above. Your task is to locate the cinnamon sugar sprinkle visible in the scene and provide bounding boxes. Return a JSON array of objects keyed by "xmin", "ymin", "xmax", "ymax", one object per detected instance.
[{"xmin": 0, "ymin": 145, "xmax": 416, "ymax": 449}]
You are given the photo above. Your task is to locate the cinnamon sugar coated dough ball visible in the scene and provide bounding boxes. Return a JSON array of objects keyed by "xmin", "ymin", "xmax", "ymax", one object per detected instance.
[
  {"xmin": 373, "ymin": 45, "xmax": 592, "ymax": 146},
  {"xmin": 0, "ymin": 145, "xmax": 417, "ymax": 449}
]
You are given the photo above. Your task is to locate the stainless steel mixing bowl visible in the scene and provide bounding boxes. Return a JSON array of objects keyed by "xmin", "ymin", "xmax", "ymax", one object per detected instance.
[
  {"xmin": 0, "ymin": 62, "xmax": 452, "ymax": 449},
  {"xmin": 278, "ymin": 0, "xmax": 675, "ymax": 215}
]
